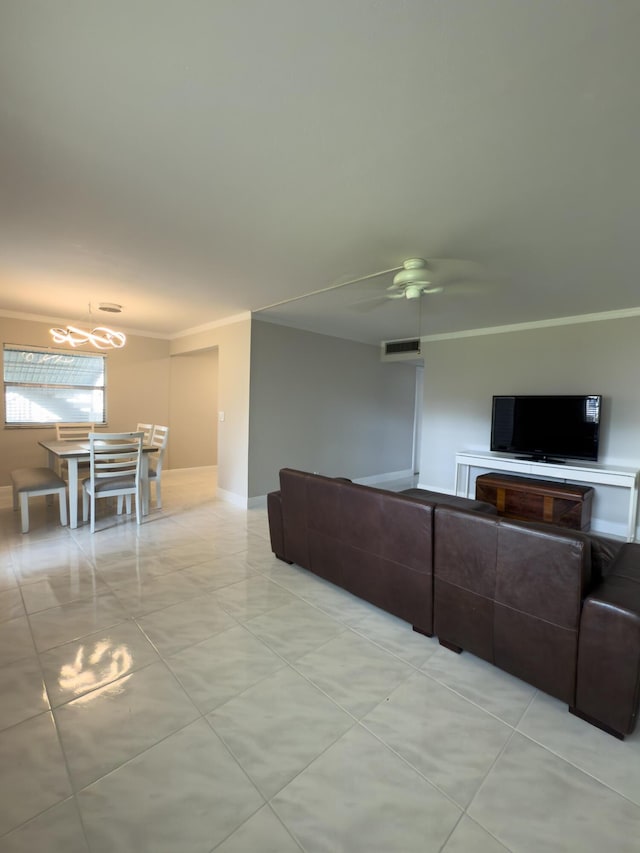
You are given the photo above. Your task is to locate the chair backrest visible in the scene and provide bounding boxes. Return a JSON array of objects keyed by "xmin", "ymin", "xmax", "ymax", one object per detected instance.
[
  {"xmin": 136, "ymin": 423, "xmax": 154, "ymax": 444},
  {"xmin": 56, "ymin": 422, "xmax": 96, "ymax": 441},
  {"xmin": 150, "ymin": 424, "xmax": 169, "ymax": 449},
  {"xmin": 149, "ymin": 425, "xmax": 169, "ymax": 473},
  {"xmin": 88, "ymin": 431, "xmax": 143, "ymax": 490}
]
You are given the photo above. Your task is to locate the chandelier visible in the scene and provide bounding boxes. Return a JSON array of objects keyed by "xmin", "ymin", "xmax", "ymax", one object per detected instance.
[{"xmin": 50, "ymin": 303, "xmax": 127, "ymax": 350}]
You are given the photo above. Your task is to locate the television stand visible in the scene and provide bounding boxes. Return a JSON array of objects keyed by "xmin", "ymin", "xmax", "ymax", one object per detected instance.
[
  {"xmin": 454, "ymin": 451, "xmax": 640, "ymax": 541},
  {"xmin": 515, "ymin": 455, "xmax": 565, "ymax": 464}
]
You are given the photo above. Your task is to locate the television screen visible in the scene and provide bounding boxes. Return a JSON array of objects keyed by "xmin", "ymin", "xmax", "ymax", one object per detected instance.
[{"xmin": 491, "ymin": 395, "xmax": 602, "ymax": 462}]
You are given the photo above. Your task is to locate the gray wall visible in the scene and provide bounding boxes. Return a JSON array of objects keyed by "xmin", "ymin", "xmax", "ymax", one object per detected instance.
[
  {"xmin": 248, "ymin": 320, "xmax": 417, "ymax": 497},
  {"xmin": 419, "ymin": 315, "xmax": 640, "ymax": 537}
]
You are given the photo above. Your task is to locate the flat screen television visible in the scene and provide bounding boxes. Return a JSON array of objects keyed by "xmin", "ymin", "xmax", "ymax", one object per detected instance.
[{"xmin": 490, "ymin": 395, "xmax": 602, "ymax": 463}]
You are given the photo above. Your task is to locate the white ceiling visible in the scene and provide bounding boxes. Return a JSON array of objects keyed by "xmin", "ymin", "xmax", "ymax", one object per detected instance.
[{"xmin": 1, "ymin": 1, "xmax": 639, "ymax": 345}]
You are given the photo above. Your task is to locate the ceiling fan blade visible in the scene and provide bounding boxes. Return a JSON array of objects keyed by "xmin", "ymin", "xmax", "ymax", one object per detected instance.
[
  {"xmin": 436, "ymin": 278, "xmax": 498, "ymax": 296},
  {"xmin": 350, "ymin": 295, "xmax": 394, "ymax": 313}
]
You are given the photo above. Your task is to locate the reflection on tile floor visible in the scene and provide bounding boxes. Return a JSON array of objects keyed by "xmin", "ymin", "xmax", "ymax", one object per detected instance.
[{"xmin": 1, "ymin": 467, "xmax": 639, "ymax": 851}]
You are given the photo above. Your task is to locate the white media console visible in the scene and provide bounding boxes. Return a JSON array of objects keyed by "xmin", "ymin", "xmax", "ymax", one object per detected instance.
[{"xmin": 455, "ymin": 451, "xmax": 640, "ymax": 542}]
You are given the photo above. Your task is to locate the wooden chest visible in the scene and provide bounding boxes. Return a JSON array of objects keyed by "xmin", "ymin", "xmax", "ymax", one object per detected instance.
[{"xmin": 475, "ymin": 472, "xmax": 593, "ymax": 531}]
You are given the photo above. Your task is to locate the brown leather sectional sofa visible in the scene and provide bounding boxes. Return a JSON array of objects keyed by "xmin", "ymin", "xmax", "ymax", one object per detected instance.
[{"xmin": 267, "ymin": 468, "xmax": 640, "ymax": 739}]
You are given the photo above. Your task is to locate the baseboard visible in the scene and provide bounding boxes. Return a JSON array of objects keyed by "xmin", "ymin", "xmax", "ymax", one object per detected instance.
[
  {"xmin": 354, "ymin": 468, "xmax": 414, "ymax": 486},
  {"xmin": 216, "ymin": 487, "xmax": 248, "ymax": 508},
  {"xmin": 220, "ymin": 490, "xmax": 267, "ymax": 510},
  {"xmin": 416, "ymin": 482, "xmax": 456, "ymax": 495},
  {"xmin": 165, "ymin": 465, "xmax": 217, "ymax": 476}
]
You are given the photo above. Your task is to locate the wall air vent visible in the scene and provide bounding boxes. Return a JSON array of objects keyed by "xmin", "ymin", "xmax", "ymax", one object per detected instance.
[
  {"xmin": 385, "ymin": 339, "xmax": 420, "ymax": 355},
  {"xmin": 380, "ymin": 339, "xmax": 422, "ymax": 362}
]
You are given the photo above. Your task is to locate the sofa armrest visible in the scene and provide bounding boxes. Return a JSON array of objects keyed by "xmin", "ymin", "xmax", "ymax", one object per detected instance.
[
  {"xmin": 586, "ymin": 533, "xmax": 626, "ymax": 586},
  {"xmin": 267, "ymin": 490, "xmax": 291, "ymax": 563},
  {"xmin": 573, "ymin": 544, "xmax": 640, "ymax": 738},
  {"xmin": 400, "ymin": 488, "xmax": 498, "ymax": 515}
]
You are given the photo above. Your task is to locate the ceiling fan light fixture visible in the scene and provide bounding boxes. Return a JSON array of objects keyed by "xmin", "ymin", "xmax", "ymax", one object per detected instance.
[{"xmin": 405, "ymin": 284, "xmax": 423, "ymax": 300}]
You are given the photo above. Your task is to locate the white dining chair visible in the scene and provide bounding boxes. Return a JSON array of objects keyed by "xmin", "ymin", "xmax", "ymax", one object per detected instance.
[
  {"xmin": 54, "ymin": 422, "xmax": 95, "ymax": 478},
  {"xmin": 82, "ymin": 432, "xmax": 144, "ymax": 533},
  {"xmin": 55, "ymin": 422, "xmax": 96, "ymax": 441},
  {"xmin": 147, "ymin": 424, "xmax": 169, "ymax": 508},
  {"xmin": 136, "ymin": 423, "xmax": 154, "ymax": 444}
]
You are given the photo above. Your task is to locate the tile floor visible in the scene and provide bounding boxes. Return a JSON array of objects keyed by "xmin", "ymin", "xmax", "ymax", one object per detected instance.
[{"xmin": 1, "ymin": 468, "xmax": 639, "ymax": 852}]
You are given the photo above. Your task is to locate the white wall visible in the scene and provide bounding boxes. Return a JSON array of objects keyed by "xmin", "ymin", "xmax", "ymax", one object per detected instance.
[
  {"xmin": 170, "ymin": 315, "xmax": 251, "ymax": 503},
  {"xmin": 247, "ymin": 320, "xmax": 417, "ymax": 497},
  {"xmin": 419, "ymin": 315, "xmax": 640, "ymax": 537},
  {"xmin": 169, "ymin": 348, "xmax": 218, "ymax": 468}
]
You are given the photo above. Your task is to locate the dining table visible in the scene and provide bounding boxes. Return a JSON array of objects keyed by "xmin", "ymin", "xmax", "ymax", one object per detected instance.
[{"xmin": 39, "ymin": 438, "xmax": 157, "ymax": 529}]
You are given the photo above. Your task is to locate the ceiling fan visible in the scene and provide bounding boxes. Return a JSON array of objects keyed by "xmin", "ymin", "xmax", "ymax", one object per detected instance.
[
  {"xmin": 257, "ymin": 255, "xmax": 482, "ymax": 315},
  {"xmin": 346, "ymin": 256, "xmax": 465, "ymax": 314},
  {"xmin": 385, "ymin": 258, "xmax": 443, "ymax": 300}
]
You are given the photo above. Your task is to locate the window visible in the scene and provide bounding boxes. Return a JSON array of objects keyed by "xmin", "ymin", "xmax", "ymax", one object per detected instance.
[{"xmin": 3, "ymin": 345, "xmax": 106, "ymax": 426}]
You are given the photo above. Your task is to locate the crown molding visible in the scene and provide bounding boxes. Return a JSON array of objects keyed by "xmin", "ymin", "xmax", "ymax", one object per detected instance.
[
  {"xmin": 168, "ymin": 311, "xmax": 252, "ymax": 339},
  {"xmin": 420, "ymin": 306, "xmax": 640, "ymax": 343}
]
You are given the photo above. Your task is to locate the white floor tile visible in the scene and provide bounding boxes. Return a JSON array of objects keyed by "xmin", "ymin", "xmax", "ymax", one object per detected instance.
[
  {"xmin": 77, "ymin": 719, "xmax": 263, "ymax": 853},
  {"xmin": 136, "ymin": 592, "xmax": 238, "ymax": 656},
  {"xmin": 166, "ymin": 623, "xmax": 287, "ymax": 713},
  {"xmin": 363, "ymin": 670, "xmax": 512, "ymax": 807},
  {"xmin": 213, "ymin": 575, "xmax": 297, "ymax": 621},
  {"xmin": 28, "ymin": 592, "xmax": 128, "ymax": 652},
  {"xmin": 0, "ymin": 615, "xmax": 37, "ymax": 667},
  {"xmin": 468, "ymin": 733, "xmax": 640, "ymax": 853},
  {"xmin": 0, "ymin": 712, "xmax": 72, "ymax": 836},
  {"xmin": 422, "ymin": 646, "xmax": 537, "ymax": 726},
  {"xmin": 54, "ymin": 660, "xmax": 198, "ymax": 789},
  {"xmin": 442, "ymin": 816, "xmax": 512, "ymax": 852},
  {"xmin": 293, "ymin": 628, "xmax": 415, "ymax": 718},
  {"xmin": 39, "ymin": 619, "xmax": 161, "ymax": 707},
  {"xmin": 214, "ymin": 805, "xmax": 303, "ymax": 852},
  {"xmin": 208, "ymin": 666, "xmax": 354, "ymax": 797},
  {"xmin": 1, "ymin": 467, "xmax": 639, "ymax": 851},
  {"xmin": 517, "ymin": 691, "xmax": 640, "ymax": 806},
  {"xmin": 244, "ymin": 598, "xmax": 346, "ymax": 662},
  {"xmin": 272, "ymin": 725, "xmax": 461, "ymax": 853},
  {"xmin": 0, "ymin": 587, "xmax": 26, "ymax": 622},
  {"xmin": 0, "ymin": 798, "xmax": 89, "ymax": 853},
  {"xmin": 0, "ymin": 655, "xmax": 50, "ymax": 730}
]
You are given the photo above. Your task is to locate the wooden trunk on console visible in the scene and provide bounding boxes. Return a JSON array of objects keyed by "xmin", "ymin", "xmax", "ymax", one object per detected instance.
[{"xmin": 475, "ymin": 473, "xmax": 593, "ymax": 531}]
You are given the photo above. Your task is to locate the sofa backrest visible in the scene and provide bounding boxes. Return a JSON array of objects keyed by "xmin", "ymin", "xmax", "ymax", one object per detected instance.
[
  {"xmin": 279, "ymin": 469, "xmax": 312, "ymax": 568},
  {"xmin": 279, "ymin": 468, "xmax": 435, "ymax": 631},
  {"xmin": 434, "ymin": 505, "xmax": 592, "ymax": 703}
]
